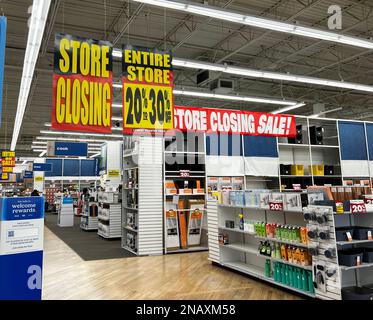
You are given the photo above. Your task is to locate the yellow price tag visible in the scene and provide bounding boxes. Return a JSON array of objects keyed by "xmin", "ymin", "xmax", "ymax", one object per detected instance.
[
  {"xmin": 1, "ymin": 173, "xmax": 8, "ymax": 180},
  {"xmin": 123, "ymin": 83, "xmax": 173, "ymax": 130},
  {"xmin": 108, "ymin": 169, "xmax": 120, "ymax": 178}
]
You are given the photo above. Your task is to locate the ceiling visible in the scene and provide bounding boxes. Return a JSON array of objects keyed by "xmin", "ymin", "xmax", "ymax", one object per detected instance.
[{"xmin": 3, "ymin": 0, "xmax": 373, "ymax": 156}]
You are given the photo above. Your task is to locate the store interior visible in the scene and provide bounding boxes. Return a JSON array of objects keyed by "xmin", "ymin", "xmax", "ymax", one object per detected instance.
[{"xmin": 3, "ymin": 0, "xmax": 373, "ymax": 301}]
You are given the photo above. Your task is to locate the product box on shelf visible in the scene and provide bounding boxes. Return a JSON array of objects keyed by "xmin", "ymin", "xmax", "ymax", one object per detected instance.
[
  {"xmin": 211, "ymin": 191, "xmax": 222, "ymax": 203},
  {"xmin": 271, "ymin": 192, "xmax": 284, "ymax": 203},
  {"xmin": 218, "ymin": 177, "xmax": 232, "ymax": 190},
  {"xmin": 244, "ymin": 190, "xmax": 261, "ymax": 207},
  {"xmin": 284, "ymin": 193, "xmax": 308, "ymax": 211},
  {"xmin": 291, "ymin": 164, "xmax": 304, "ymax": 176},
  {"xmin": 232, "ymin": 177, "xmax": 244, "ymax": 190},
  {"xmin": 179, "ymin": 188, "xmax": 193, "ymax": 195},
  {"xmin": 165, "ymin": 180, "xmax": 177, "ymax": 195},
  {"xmin": 207, "ymin": 177, "xmax": 218, "ymax": 193},
  {"xmin": 229, "ymin": 191, "xmax": 245, "ymax": 207},
  {"xmin": 259, "ymin": 192, "xmax": 271, "ymax": 209},
  {"xmin": 309, "ymin": 164, "xmax": 324, "ymax": 176},
  {"xmin": 221, "ymin": 191, "xmax": 230, "ymax": 205}
]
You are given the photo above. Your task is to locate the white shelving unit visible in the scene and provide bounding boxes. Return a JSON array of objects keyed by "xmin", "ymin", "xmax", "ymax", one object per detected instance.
[
  {"xmin": 208, "ymin": 197, "xmax": 315, "ymax": 298},
  {"xmin": 80, "ymin": 200, "xmax": 98, "ymax": 231},
  {"xmin": 163, "ymin": 132, "xmax": 208, "ymax": 254},
  {"xmin": 97, "ymin": 192, "xmax": 121, "ymax": 239},
  {"xmin": 122, "ymin": 135, "xmax": 163, "ymax": 256}
]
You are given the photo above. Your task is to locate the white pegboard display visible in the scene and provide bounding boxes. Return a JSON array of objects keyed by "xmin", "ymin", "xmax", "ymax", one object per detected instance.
[{"xmin": 122, "ymin": 136, "xmax": 163, "ymax": 256}]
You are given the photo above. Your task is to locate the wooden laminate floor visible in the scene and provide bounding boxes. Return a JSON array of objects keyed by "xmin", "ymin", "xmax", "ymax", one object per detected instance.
[{"xmin": 42, "ymin": 227, "xmax": 300, "ymax": 300}]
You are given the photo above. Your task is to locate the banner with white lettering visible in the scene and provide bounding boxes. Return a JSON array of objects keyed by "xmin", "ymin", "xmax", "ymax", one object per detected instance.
[{"xmin": 173, "ymin": 106, "xmax": 296, "ymax": 137}]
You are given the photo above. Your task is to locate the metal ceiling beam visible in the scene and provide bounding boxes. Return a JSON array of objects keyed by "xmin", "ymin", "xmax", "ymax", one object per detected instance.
[
  {"xmin": 112, "ymin": 3, "xmax": 145, "ymax": 46},
  {"xmin": 40, "ymin": 0, "xmax": 61, "ymax": 57}
]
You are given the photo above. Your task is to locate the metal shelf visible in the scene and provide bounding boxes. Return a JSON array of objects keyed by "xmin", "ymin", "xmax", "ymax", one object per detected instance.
[
  {"xmin": 221, "ymin": 261, "xmax": 315, "ymax": 298},
  {"xmin": 219, "ymin": 243, "xmax": 258, "ymax": 255},
  {"xmin": 255, "ymin": 236, "xmax": 309, "ymax": 249},
  {"xmin": 218, "ymin": 226, "xmax": 256, "ymax": 235},
  {"xmin": 340, "ymin": 262, "xmax": 373, "ymax": 271},
  {"xmin": 337, "ymin": 239, "xmax": 373, "ymax": 246}
]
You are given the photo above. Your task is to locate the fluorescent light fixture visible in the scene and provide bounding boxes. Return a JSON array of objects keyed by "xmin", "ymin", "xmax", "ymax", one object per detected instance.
[
  {"xmin": 32, "ymin": 140, "xmax": 104, "ymax": 147},
  {"xmin": 112, "ymin": 83, "xmax": 301, "ymax": 106},
  {"xmin": 113, "ymin": 103, "xmax": 122, "ymax": 108},
  {"xmin": 271, "ymin": 103, "xmax": 306, "ymax": 114},
  {"xmin": 309, "ymin": 107, "xmax": 343, "ymax": 118},
  {"xmin": 36, "ymin": 136, "xmax": 120, "ymax": 143},
  {"xmin": 10, "ymin": 0, "xmax": 51, "ymax": 151},
  {"xmin": 112, "ymin": 49, "xmax": 122, "ymax": 58},
  {"xmin": 172, "ymin": 58, "xmax": 373, "ymax": 93},
  {"xmin": 133, "ymin": 0, "xmax": 373, "ymax": 51},
  {"xmin": 113, "ymin": 83, "xmax": 122, "ymax": 88},
  {"xmin": 173, "ymin": 89, "xmax": 299, "ymax": 106},
  {"xmin": 112, "ymin": 116, "xmax": 122, "ymax": 121},
  {"xmin": 39, "ymin": 150, "xmax": 47, "ymax": 157},
  {"xmin": 40, "ymin": 130, "xmax": 123, "ymax": 138}
]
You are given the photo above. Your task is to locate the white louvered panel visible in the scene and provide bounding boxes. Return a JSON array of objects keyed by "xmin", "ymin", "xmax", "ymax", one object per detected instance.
[
  {"xmin": 207, "ymin": 200, "xmax": 220, "ymax": 263},
  {"xmin": 137, "ymin": 136, "xmax": 163, "ymax": 256}
]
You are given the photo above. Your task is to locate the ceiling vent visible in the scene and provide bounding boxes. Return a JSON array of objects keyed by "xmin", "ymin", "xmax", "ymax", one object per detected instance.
[{"xmin": 210, "ymin": 78, "xmax": 234, "ymax": 94}]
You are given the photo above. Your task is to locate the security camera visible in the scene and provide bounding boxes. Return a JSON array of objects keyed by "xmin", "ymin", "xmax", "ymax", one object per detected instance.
[{"xmin": 115, "ymin": 121, "xmax": 120, "ymax": 128}]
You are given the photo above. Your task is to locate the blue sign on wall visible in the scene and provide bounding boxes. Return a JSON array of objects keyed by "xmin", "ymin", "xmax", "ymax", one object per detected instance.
[
  {"xmin": 0, "ymin": 17, "xmax": 7, "ymax": 127},
  {"xmin": 55, "ymin": 142, "xmax": 88, "ymax": 157},
  {"xmin": 24, "ymin": 170, "xmax": 33, "ymax": 178},
  {"xmin": 0, "ymin": 196, "xmax": 44, "ymax": 300},
  {"xmin": 33, "ymin": 163, "xmax": 52, "ymax": 172}
]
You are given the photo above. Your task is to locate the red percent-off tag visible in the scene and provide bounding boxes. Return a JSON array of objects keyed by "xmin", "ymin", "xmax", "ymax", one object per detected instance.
[
  {"xmin": 269, "ymin": 201, "xmax": 283, "ymax": 212},
  {"xmin": 350, "ymin": 201, "xmax": 366, "ymax": 214}
]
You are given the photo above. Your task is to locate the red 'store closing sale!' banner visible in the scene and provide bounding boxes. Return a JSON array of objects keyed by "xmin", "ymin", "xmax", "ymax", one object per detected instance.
[
  {"xmin": 51, "ymin": 34, "xmax": 113, "ymax": 133},
  {"xmin": 173, "ymin": 106, "xmax": 296, "ymax": 137}
]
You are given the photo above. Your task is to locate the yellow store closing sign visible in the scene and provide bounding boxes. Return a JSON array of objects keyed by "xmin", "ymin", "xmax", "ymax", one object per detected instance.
[
  {"xmin": 122, "ymin": 45, "xmax": 174, "ymax": 133},
  {"xmin": 108, "ymin": 169, "xmax": 120, "ymax": 178}
]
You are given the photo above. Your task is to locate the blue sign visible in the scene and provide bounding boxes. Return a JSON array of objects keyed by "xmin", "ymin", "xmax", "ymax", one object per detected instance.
[
  {"xmin": 63, "ymin": 197, "xmax": 73, "ymax": 204},
  {"xmin": 33, "ymin": 163, "xmax": 52, "ymax": 172},
  {"xmin": 0, "ymin": 196, "xmax": 44, "ymax": 300},
  {"xmin": 24, "ymin": 170, "xmax": 33, "ymax": 178},
  {"xmin": 0, "ymin": 251, "xmax": 43, "ymax": 300},
  {"xmin": 0, "ymin": 17, "xmax": 6, "ymax": 127},
  {"xmin": 0, "ymin": 196, "xmax": 44, "ymax": 221},
  {"xmin": 55, "ymin": 141, "xmax": 88, "ymax": 157}
]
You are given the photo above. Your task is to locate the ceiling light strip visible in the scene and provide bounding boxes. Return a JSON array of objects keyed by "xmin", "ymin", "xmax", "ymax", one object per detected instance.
[
  {"xmin": 10, "ymin": 0, "xmax": 51, "ymax": 151},
  {"xmin": 132, "ymin": 0, "xmax": 373, "ymax": 50},
  {"xmin": 271, "ymin": 103, "xmax": 306, "ymax": 114},
  {"xmin": 172, "ymin": 58, "xmax": 373, "ymax": 93}
]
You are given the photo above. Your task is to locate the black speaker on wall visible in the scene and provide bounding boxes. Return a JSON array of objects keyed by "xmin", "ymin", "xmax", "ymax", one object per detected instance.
[
  {"xmin": 288, "ymin": 125, "xmax": 303, "ymax": 144},
  {"xmin": 310, "ymin": 126, "xmax": 323, "ymax": 145}
]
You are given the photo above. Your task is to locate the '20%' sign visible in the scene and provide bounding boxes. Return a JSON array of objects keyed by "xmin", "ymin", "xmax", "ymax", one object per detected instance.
[
  {"xmin": 123, "ymin": 83, "xmax": 173, "ymax": 130},
  {"xmin": 350, "ymin": 202, "xmax": 366, "ymax": 214},
  {"xmin": 269, "ymin": 201, "xmax": 283, "ymax": 212}
]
